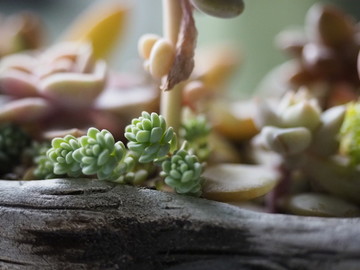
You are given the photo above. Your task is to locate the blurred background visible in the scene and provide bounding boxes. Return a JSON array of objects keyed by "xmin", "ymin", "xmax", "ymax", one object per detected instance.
[{"xmin": 0, "ymin": 0, "xmax": 359, "ymax": 97}]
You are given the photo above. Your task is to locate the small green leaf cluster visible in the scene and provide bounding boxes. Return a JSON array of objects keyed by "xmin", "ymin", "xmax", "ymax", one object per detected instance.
[
  {"xmin": 339, "ymin": 102, "xmax": 360, "ymax": 165},
  {"xmin": 181, "ymin": 115, "xmax": 211, "ymax": 161},
  {"xmin": 33, "ymin": 111, "xmax": 207, "ymax": 197},
  {"xmin": 33, "ymin": 142, "xmax": 57, "ymax": 179},
  {"xmin": 73, "ymin": 128, "xmax": 127, "ymax": 180},
  {"xmin": 161, "ymin": 145, "xmax": 204, "ymax": 197},
  {"xmin": 0, "ymin": 123, "xmax": 31, "ymax": 174},
  {"xmin": 125, "ymin": 111, "xmax": 177, "ymax": 163},
  {"xmin": 48, "ymin": 135, "xmax": 82, "ymax": 177}
]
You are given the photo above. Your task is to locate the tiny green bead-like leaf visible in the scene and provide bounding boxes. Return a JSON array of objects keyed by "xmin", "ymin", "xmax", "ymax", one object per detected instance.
[
  {"xmin": 75, "ymin": 128, "xmax": 126, "ymax": 180},
  {"xmin": 125, "ymin": 111, "xmax": 177, "ymax": 163},
  {"xmin": 33, "ymin": 142, "xmax": 57, "ymax": 180},
  {"xmin": 181, "ymin": 115, "xmax": 211, "ymax": 162},
  {"xmin": 161, "ymin": 148, "xmax": 204, "ymax": 197},
  {"xmin": 47, "ymin": 134, "xmax": 82, "ymax": 177}
]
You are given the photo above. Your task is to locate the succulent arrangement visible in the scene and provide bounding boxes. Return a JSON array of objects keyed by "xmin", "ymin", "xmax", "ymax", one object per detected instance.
[{"xmin": 1, "ymin": 1, "xmax": 360, "ymax": 217}]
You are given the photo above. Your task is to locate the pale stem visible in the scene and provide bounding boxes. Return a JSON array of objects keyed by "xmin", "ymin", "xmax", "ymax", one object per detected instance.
[{"xmin": 160, "ymin": 0, "xmax": 183, "ymax": 135}]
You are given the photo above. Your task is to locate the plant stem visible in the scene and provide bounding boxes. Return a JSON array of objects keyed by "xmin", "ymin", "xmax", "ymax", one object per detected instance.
[{"xmin": 161, "ymin": 0, "xmax": 183, "ymax": 135}]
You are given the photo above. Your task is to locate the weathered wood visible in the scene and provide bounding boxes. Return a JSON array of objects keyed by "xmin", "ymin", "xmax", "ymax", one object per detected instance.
[{"xmin": 0, "ymin": 178, "xmax": 359, "ymax": 270}]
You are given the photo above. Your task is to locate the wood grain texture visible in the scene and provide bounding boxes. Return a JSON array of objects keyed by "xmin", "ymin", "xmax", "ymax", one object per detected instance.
[{"xmin": 0, "ymin": 178, "xmax": 359, "ymax": 270}]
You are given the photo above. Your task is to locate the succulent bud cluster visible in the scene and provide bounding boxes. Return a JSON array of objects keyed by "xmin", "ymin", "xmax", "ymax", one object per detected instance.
[
  {"xmin": 125, "ymin": 111, "xmax": 177, "ymax": 163},
  {"xmin": 33, "ymin": 112, "xmax": 205, "ymax": 197},
  {"xmin": 161, "ymin": 146, "xmax": 203, "ymax": 197},
  {"xmin": 38, "ymin": 128, "xmax": 127, "ymax": 181},
  {"xmin": 181, "ymin": 114, "xmax": 211, "ymax": 161}
]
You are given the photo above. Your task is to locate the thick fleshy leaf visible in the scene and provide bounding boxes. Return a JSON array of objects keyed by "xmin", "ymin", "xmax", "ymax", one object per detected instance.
[
  {"xmin": 209, "ymin": 100, "xmax": 258, "ymax": 142},
  {"xmin": 202, "ymin": 164, "xmax": 280, "ymax": 202},
  {"xmin": 39, "ymin": 60, "xmax": 107, "ymax": 108},
  {"xmin": 303, "ymin": 154, "xmax": 360, "ymax": 205},
  {"xmin": 0, "ymin": 69, "xmax": 39, "ymax": 97},
  {"xmin": 0, "ymin": 97, "xmax": 51, "ymax": 122},
  {"xmin": 285, "ymin": 193, "xmax": 360, "ymax": 217}
]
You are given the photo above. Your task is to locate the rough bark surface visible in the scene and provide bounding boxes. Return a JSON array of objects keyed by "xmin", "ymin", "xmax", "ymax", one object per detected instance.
[{"xmin": 0, "ymin": 178, "xmax": 359, "ymax": 270}]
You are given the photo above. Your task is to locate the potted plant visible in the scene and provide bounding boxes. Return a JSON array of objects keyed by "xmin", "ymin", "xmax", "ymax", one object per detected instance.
[{"xmin": 0, "ymin": 1, "xmax": 360, "ymax": 269}]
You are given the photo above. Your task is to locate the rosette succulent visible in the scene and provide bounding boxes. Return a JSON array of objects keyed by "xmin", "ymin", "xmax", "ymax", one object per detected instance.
[
  {"xmin": 161, "ymin": 147, "xmax": 204, "ymax": 197},
  {"xmin": 125, "ymin": 111, "xmax": 177, "ymax": 163},
  {"xmin": 0, "ymin": 42, "xmax": 108, "ymax": 137},
  {"xmin": 73, "ymin": 128, "xmax": 127, "ymax": 180}
]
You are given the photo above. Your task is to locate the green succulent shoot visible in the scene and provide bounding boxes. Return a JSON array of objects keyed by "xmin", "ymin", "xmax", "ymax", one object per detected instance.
[
  {"xmin": 73, "ymin": 128, "xmax": 127, "ymax": 180},
  {"xmin": 33, "ymin": 142, "xmax": 57, "ymax": 180},
  {"xmin": 161, "ymin": 143, "xmax": 204, "ymax": 197},
  {"xmin": 47, "ymin": 135, "xmax": 82, "ymax": 177},
  {"xmin": 181, "ymin": 115, "xmax": 211, "ymax": 161},
  {"xmin": 125, "ymin": 111, "xmax": 177, "ymax": 163},
  {"xmin": 339, "ymin": 102, "xmax": 360, "ymax": 165}
]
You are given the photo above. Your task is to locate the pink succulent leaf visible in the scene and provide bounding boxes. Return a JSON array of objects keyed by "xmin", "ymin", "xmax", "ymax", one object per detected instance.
[
  {"xmin": 0, "ymin": 97, "xmax": 51, "ymax": 122},
  {"xmin": 35, "ymin": 58, "xmax": 74, "ymax": 79},
  {"xmin": 0, "ymin": 69, "xmax": 39, "ymax": 97},
  {"xmin": 74, "ymin": 43, "xmax": 95, "ymax": 73},
  {"xmin": 0, "ymin": 54, "xmax": 37, "ymax": 72},
  {"xmin": 38, "ymin": 60, "xmax": 107, "ymax": 109},
  {"xmin": 95, "ymin": 85, "xmax": 158, "ymax": 117}
]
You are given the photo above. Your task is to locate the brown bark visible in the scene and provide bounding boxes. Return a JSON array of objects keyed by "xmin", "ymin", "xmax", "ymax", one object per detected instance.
[{"xmin": 0, "ymin": 178, "xmax": 359, "ymax": 270}]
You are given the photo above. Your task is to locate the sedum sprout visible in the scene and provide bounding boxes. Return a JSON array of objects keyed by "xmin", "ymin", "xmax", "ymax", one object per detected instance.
[
  {"xmin": 73, "ymin": 128, "xmax": 127, "ymax": 180},
  {"xmin": 32, "ymin": 112, "xmax": 206, "ymax": 197},
  {"xmin": 181, "ymin": 115, "xmax": 211, "ymax": 161},
  {"xmin": 33, "ymin": 142, "xmax": 57, "ymax": 179},
  {"xmin": 161, "ymin": 143, "xmax": 204, "ymax": 197},
  {"xmin": 125, "ymin": 111, "xmax": 177, "ymax": 163},
  {"xmin": 47, "ymin": 135, "xmax": 82, "ymax": 177}
]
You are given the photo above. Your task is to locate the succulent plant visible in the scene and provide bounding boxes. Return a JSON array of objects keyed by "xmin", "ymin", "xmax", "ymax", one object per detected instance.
[
  {"xmin": 161, "ymin": 146, "xmax": 204, "ymax": 197},
  {"xmin": 73, "ymin": 128, "xmax": 127, "ymax": 180},
  {"xmin": 181, "ymin": 114, "xmax": 211, "ymax": 161},
  {"xmin": 47, "ymin": 135, "xmax": 82, "ymax": 177},
  {"xmin": 33, "ymin": 142, "xmax": 57, "ymax": 180},
  {"xmin": 275, "ymin": 4, "xmax": 360, "ymax": 108},
  {"xmin": 125, "ymin": 111, "xmax": 177, "ymax": 163},
  {"xmin": 0, "ymin": 123, "xmax": 31, "ymax": 175}
]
